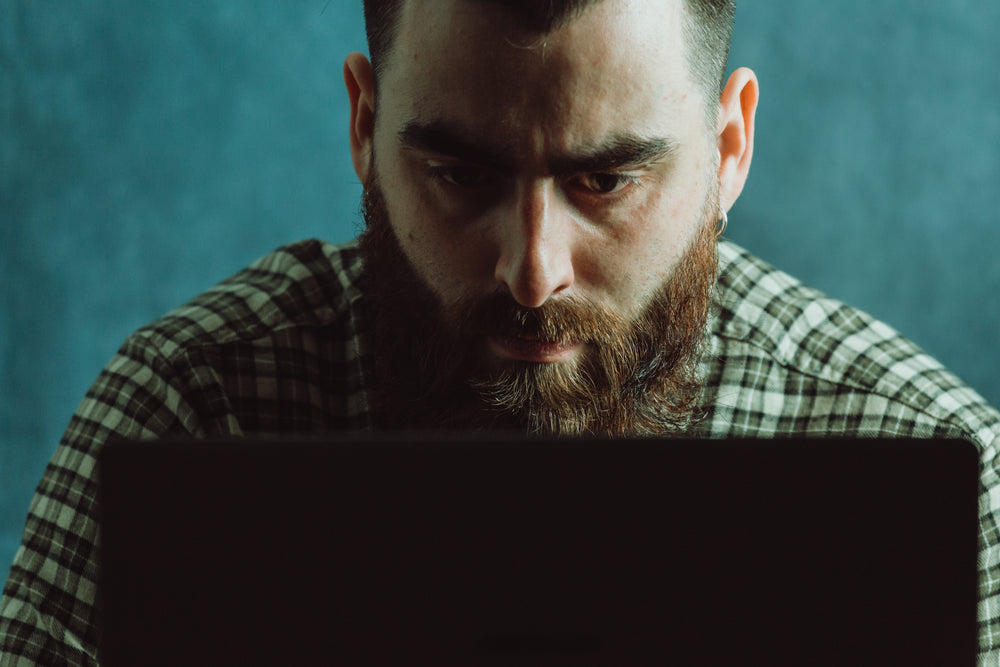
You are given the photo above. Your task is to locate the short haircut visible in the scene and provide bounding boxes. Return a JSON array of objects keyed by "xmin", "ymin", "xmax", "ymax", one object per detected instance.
[{"xmin": 362, "ymin": 0, "xmax": 736, "ymax": 122}]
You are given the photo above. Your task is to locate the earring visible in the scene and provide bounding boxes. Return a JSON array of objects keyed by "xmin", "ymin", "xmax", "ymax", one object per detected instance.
[{"xmin": 716, "ymin": 209, "xmax": 728, "ymax": 237}]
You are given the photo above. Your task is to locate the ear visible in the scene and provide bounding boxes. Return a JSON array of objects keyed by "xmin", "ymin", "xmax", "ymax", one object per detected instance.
[
  {"xmin": 344, "ymin": 52, "xmax": 376, "ymax": 184},
  {"xmin": 716, "ymin": 67, "xmax": 759, "ymax": 213}
]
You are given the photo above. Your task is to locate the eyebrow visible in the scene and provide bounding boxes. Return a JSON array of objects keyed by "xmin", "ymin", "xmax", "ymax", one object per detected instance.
[
  {"xmin": 398, "ymin": 120, "xmax": 679, "ymax": 175},
  {"xmin": 549, "ymin": 135, "xmax": 679, "ymax": 175},
  {"xmin": 399, "ymin": 120, "xmax": 514, "ymax": 171}
]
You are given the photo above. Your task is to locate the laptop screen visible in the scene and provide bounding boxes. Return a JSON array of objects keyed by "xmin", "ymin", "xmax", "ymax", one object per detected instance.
[{"xmin": 98, "ymin": 435, "xmax": 978, "ymax": 665}]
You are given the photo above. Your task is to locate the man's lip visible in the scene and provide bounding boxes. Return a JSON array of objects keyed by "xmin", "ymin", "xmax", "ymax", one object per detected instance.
[{"xmin": 489, "ymin": 336, "xmax": 582, "ymax": 363}]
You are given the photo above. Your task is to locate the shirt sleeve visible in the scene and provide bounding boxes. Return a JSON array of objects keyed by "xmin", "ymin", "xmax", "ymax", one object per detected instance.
[{"xmin": 0, "ymin": 334, "xmax": 214, "ymax": 666}]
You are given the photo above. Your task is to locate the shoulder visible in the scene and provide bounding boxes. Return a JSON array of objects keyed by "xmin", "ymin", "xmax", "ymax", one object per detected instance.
[
  {"xmin": 72, "ymin": 238, "xmax": 372, "ymax": 439},
  {"xmin": 705, "ymin": 240, "xmax": 1000, "ymax": 448},
  {"xmin": 128, "ymin": 238, "xmax": 365, "ymax": 359}
]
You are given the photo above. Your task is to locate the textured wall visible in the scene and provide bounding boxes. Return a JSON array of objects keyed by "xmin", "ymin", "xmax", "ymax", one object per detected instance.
[{"xmin": 2, "ymin": 1, "xmax": 998, "ymax": 573}]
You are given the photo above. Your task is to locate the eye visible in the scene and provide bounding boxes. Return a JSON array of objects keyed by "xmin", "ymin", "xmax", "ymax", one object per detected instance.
[
  {"xmin": 578, "ymin": 172, "xmax": 640, "ymax": 195},
  {"xmin": 429, "ymin": 164, "xmax": 490, "ymax": 188}
]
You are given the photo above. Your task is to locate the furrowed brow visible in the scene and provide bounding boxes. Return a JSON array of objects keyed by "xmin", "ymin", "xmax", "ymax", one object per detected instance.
[
  {"xmin": 398, "ymin": 122, "xmax": 678, "ymax": 176},
  {"xmin": 549, "ymin": 135, "xmax": 679, "ymax": 175},
  {"xmin": 398, "ymin": 120, "xmax": 513, "ymax": 170}
]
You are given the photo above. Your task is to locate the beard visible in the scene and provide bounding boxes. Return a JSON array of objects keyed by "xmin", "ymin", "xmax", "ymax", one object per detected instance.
[{"xmin": 358, "ymin": 174, "xmax": 719, "ymax": 436}]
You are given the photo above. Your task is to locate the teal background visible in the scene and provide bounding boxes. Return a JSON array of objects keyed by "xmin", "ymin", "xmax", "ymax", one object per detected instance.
[{"xmin": 2, "ymin": 2, "xmax": 998, "ymax": 574}]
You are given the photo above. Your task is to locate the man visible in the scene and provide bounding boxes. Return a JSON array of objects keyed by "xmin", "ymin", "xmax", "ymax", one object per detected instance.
[{"xmin": 2, "ymin": 0, "xmax": 998, "ymax": 663}]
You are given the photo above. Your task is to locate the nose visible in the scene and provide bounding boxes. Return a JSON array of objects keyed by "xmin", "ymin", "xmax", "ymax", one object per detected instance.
[{"xmin": 493, "ymin": 181, "xmax": 575, "ymax": 308}]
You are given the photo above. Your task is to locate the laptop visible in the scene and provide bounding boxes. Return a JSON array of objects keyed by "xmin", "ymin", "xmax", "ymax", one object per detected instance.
[{"xmin": 98, "ymin": 434, "xmax": 978, "ymax": 665}]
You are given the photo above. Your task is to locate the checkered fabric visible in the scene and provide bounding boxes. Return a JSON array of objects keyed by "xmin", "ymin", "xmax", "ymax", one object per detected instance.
[{"xmin": 2, "ymin": 237, "xmax": 998, "ymax": 665}]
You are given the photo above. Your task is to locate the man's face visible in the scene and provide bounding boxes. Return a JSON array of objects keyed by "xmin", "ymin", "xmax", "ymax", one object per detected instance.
[{"xmin": 354, "ymin": 0, "xmax": 726, "ymax": 432}]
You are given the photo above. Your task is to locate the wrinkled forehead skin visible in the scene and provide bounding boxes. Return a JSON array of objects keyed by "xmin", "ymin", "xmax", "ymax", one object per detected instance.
[{"xmin": 375, "ymin": 0, "xmax": 711, "ymax": 172}]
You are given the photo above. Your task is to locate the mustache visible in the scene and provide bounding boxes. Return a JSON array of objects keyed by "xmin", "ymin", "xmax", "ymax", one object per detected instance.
[{"xmin": 452, "ymin": 290, "xmax": 629, "ymax": 346}]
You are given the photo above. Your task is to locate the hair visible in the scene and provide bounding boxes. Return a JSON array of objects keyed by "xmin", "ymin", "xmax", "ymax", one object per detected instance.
[{"xmin": 362, "ymin": 0, "xmax": 735, "ymax": 116}]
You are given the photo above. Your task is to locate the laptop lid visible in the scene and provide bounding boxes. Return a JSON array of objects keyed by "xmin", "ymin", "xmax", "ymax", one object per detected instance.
[{"xmin": 98, "ymin": 435, "xmax": 978, "ymax": 665}]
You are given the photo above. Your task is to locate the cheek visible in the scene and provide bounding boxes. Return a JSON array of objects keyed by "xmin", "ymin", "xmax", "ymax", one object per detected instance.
[
  {"xmin": 584, "ymin": 185, "xmax": 704, "ymax": 311},
  {"xmin": 383, "ymin": 178, "xmax": 495, "ymax": 305},
  {"xmin": 621, "ymin": 193, "xmax": 690, "ymax": 267}
]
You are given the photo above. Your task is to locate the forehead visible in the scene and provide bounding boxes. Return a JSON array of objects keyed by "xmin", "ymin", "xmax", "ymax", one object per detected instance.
[{"xmin": 379, "ymin": 0, "xmax": 704, "ymax": 159}]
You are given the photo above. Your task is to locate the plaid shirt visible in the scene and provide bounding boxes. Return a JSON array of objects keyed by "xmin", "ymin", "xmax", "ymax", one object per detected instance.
[{"xmin": 2, "ymin": 237, "xmax": 999, "ymax": 665}]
